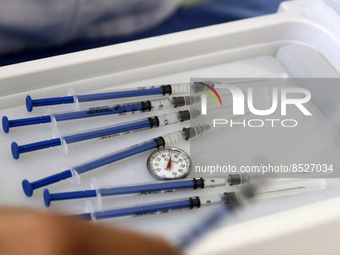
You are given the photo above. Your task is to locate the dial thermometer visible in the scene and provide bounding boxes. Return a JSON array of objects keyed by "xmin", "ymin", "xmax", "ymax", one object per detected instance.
[{"xmin": 147, "ymin": 147, "xmax": 192, "ymax": 180}]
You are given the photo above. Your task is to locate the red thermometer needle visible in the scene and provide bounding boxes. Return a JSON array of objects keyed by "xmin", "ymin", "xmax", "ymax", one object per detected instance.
[{"xmin": 166, "ymin": 150, "xmax": 172, "ymax": 170}]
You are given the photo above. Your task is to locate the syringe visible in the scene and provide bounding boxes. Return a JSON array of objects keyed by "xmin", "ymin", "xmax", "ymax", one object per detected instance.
[
  {"xmin": 25, "ymin": 76, "xmax": 275, "ymax": 112},
  {"xmin": 11, "ymin": 109, "xmax": 198, "ymax": 159},
  {"xmin": 178, "ymin": 178, "xmax": 326, "ymax": 249},
  {"xmin": 22, "ymin": 123, "xmax": 213, "ymax": 197},
  {"xmin": 3, "ymin": 96, "xmax": 201, "ymax": 133},
  {"xmin": 26, "ymin": 83, "xmax": 190, "ymax": 112},
  {"xmin": 43, "ymin": 175, "xmax": 251, "ymax": 207},
  {"xmin": 11, "ymin": 99, "xmax": 238, "ymax": 159},
  {"xmin": 78, "ymin": 193, "xmax": 233, "ymax": 220},
  {"xmin": 4, "ymin": 77, "xmax": 269, "ymax": 133},
  {"xmin": 76, "ymin": 178, "xmax": 326, "ymax": 221}
]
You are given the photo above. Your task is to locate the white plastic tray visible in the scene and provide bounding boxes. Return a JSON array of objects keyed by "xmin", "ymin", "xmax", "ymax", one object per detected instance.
[{"xmin": 1, "ymin": 0, "xmax": 340, "ymax": 252}]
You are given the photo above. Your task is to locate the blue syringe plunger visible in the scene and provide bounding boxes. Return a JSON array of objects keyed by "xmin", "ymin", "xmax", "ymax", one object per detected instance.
[
  {"xmin": 11, "ymin": 138, "xmax": 62, "ymax": 160},
  {"xmin": 22, "ymin": 180, "xmax": 34, "ymax": 197},
  {"xmin": 2, "ymin": 116, "xmax": 9, "ymax": 133},
  {"xmin": 26, "ymin": 95, "xmax": 74, "ymax": 112},
  {"xmin": 11, "ymin": 142, "xmax": 20, "ymax": 160},
  {"xmin": 22, "ymin": 170, "xmax": 73, "ymax": 197},
  {"xmin": 26, "ymin": 96, "xmax": 33, "ymax": 112},
  {"xmin": 2, "ymin": 115, "xmax": 52, "ymax": 133},
  {"xmin": 43, "ymin": 188, "xmax": 97, "ymax": 207},
  {"xmin": 44, "ymin": 189, "xmax": 51, "ymax": 207}
]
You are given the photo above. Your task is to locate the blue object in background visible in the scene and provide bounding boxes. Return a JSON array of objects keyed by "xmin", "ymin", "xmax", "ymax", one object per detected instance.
[{"xmin": 0, "ymin": 0, "xmax": 285, "ymax": 67}]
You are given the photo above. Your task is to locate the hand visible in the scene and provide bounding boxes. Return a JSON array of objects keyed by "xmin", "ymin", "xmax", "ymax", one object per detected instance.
[{"xmin": 0, "ymin": 207, "xmax": 180, "ymax": 255}]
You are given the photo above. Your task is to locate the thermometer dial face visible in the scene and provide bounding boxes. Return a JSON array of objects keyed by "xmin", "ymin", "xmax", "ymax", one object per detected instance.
[{"xmin": 147, "ymin": 147, "xmax": 192, "ymax": 180}]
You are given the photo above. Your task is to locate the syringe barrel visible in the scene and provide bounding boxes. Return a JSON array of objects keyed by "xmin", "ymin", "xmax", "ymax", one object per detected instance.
[
  {"xmin": 53, "ymin": 102, "xmax": 144, "ymax": 121},
  {"xmin": 196, "ymin": 175, "xmax": 251, "ymax": 188},
  {"xmin": 52, "ymin": 98, "xmax": 171, "ymax": 122},
  {"xmin": 74, "ymin": 140, "xmax": 159, "ymax": 175},
  {"xmin": 149, "ymin": 98, "xmax": 172, "ymax": 111},
  {"xmin": 162, "ymin": 131, "xmax": 186, "ymax": 146},
  {"xmin": 170, "ymin": 83, "xmax": 190, "ymax": 95},
  {"xmin": 76, "ymin": 87, "xmax": 164, "ymax": 102},
  {"xmin": 62, "ymin": 111, "xmax": 179, "ymax": 144},
  {"xmin": 199, "ymin": 194, "xmax": 224, "ymax": 207},
  {"xmin": 157, "ymin": 112, "xmax": 182, "ymax": 126},
  {"xmin": 63, "ymin": 119, "xmax": 152, "ymax": 144},
  {"xmin": 203, "ymin": 178, "xmax": 228, "ymax": 188},
  {"xmin": 73, "ymin": 84, "xmax": 190, "ymax": 103},
  {"xmin": 100, "ymin": 179, "xmax": 196, "ymax": 196}
]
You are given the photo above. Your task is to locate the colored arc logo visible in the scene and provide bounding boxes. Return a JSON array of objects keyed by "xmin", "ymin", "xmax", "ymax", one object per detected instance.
[{"xmin": 198, "ymin": 83, "xmax": 223, "ymax": 106}]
